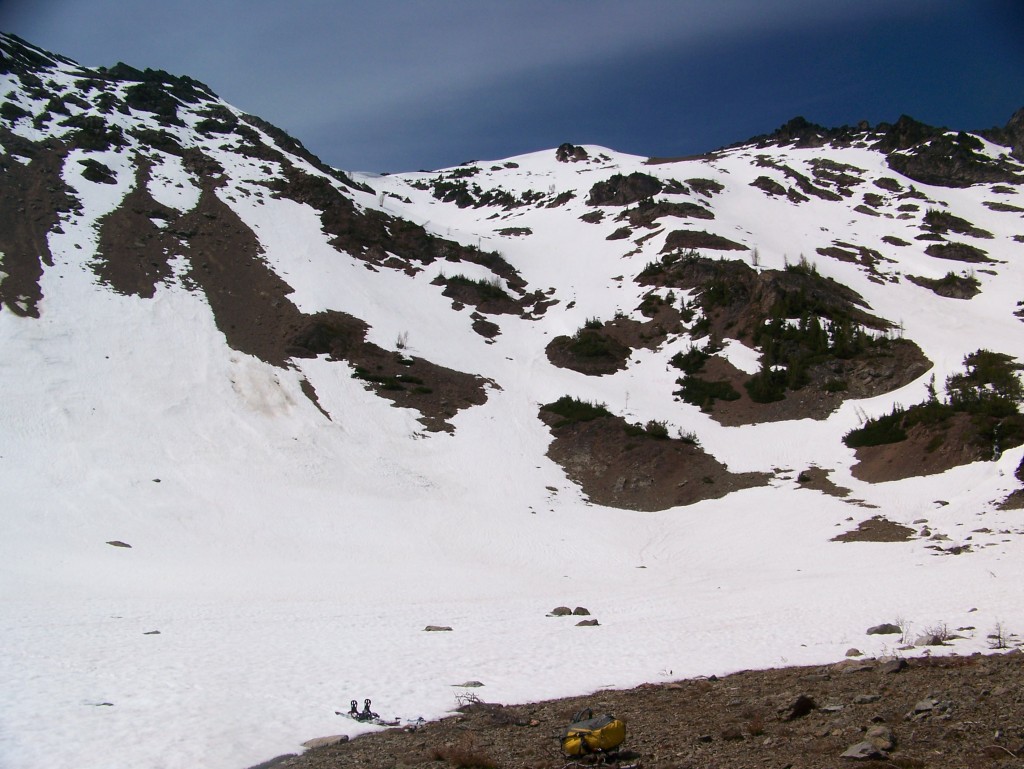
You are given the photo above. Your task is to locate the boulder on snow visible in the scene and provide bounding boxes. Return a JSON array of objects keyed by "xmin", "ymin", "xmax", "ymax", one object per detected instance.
[{"xmin": 867, "ymin": 623, "xmax": 902, "ymax": 635}]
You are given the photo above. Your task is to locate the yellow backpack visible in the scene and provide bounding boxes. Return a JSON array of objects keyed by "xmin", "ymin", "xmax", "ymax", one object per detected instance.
[{"xmin": 561, "ymin": 708, "xmax": 626, "ymax": 756}]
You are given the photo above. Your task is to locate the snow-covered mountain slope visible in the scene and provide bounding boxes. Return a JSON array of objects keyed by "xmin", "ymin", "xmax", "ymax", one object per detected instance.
[{"xmin": 2, "ymin": 32, "xmax": 1024, "ymax": 769}]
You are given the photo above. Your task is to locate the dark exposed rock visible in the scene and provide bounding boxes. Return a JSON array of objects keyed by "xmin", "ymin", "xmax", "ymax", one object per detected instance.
[
  {"xmin": 832, "ymin": 517, "xmax": 914, "ymax": 542},
  {"xmin": 878, "ymin": 658, "xmax": 908, "ymax": 675},
  {"xmin": 618, "ymin": 199, "xmax": 714, "ymax": 228},
  {"xmin": 545, "ymin": 328, "xmax": 631, "ymax": 375},
  {"xmin": 661, "ymin": 230, "xmax": 745, "ymax": 252},
  {"xmin": 866, "ymin": 623, "xmax": 902, "ymax": 635},
  {"xmin": 301, "ymin": 736, "xmax": 349, "ymax": 750},
  {"xmin": 686, "ymin": 177, "xmax": 725, "ymax": 197},
  {"xmin": 0, "ymin": 129, "xmax": 79, "ymax": 317},
  {"xmin": 924, "ymin": 241, "xmax": 992, "ymax": 263},
  {"xmin": 587, "ymin": 172, "xmax": 663, "ymax": 206},
  {"xmin": 637, "ymin": 252, "xmax": 930, "ymax": 424},
  {"xmin": 93, "ymin": 158, "xmax": 178, "ymax": 298},
  {"xmin": 874, "ymin": 114, "xmax": 945, "ymax": 153},
  {"xmin": 555, "ymin": 142, "xmax": 588, "ymax": 162},
  {"xmin": 751, "ymin": 175, "xmax": 786, "ymax": 196},
  {"xmin": 887, "ymin": 130, "xmax": 1022, "ymax": 188},
  {"xmin": 906, "ymin": 272, "xmax": 981, "ymax": 299},
  {"xmin": 921, "ymin": 208, "xmax": 993, "ymax": 238},
  {"xmin": 874, "ymin": 176, "xmax": 904, "ymax": 192},
  {"xmin": 980, "ymin": 106, "xmax": 1024, "ymax": 162},
  {"xmin": 841, "ymin": 740, "xmax": 886, "ymax": 760},
  {"xmin": 784, "ymin": 694, "xmax": 817, "ymax": 720},
  {"xmin": 539, "ymin": 405, "xmax": 767, "ymax": 511}
]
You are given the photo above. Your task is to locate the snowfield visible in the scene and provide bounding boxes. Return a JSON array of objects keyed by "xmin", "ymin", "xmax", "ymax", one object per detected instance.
[{"xmin": 2, "ymin": 34, "xmax": 1024, "ymax": 769}]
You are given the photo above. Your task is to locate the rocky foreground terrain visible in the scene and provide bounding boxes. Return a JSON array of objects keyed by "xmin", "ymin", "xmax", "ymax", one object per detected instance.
[{"xmin": 259, "ymin": 650, "xmax": 1024, "ymax": 769}]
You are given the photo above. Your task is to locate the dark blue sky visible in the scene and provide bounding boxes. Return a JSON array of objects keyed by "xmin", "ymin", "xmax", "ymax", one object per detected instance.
[{"xmin": 3, "ymin": 0, "xmax": 1022, "ymax": 172}]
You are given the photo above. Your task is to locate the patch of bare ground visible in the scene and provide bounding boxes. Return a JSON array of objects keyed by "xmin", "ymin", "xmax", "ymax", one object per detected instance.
[
  {"xmin": 618, "ymin": 200, "xmax": 715, "ymax": 229},
  {"xmin": 832, "ymin": 515, "xmax": 915, "ymax": 542},
  {"xmin": 998, "ymin": 490, "xmax": 1024, "ymax": 510},
  {"xmin": 94, "ymin": 156, "xmax": 179, "ymax": 297},
  {"xmin": 925, "ymin": 242, "xmax": 993, "ymax": 264},
  {"xmin": 586, "ymin": 172, "xmax": 663, "ymax": 206},
  {"xmin": 546, "ymin": 305, "xmax": 684, "ymax": 376},
  {"xmin": 815, "ymin": 241, "xmax": 895, "ymax": 282},
  {"xmin": 538, "ymin": 409, "xmax": 767, "ymax": 511},
  {"xmin": 906, "ymin": 272, "xmax": 981, "ymax": 299},
  {"xmin": 997, "ymin": 456, "xmax": 1024, "ymax": 510},
  {"xmin": 641, "ymin": 253, "xmax": 931, "ymax": 425},
  {"xmin": 795, "ymin": 466, "xmax": 852, "ymax": 498},
  {"xmin": 88, "ymin": 142, "xmax": 493, "ymax": 431},
  {"xmin": 693, "ymin": 342, "xmax": 929, "ymax": 427},
  {"xmin": 850, "ymin": 414, "xmax": 993, "ymax": 483},
  {"xmin": 270, "ymin": 651, "xmax": 1024, "ymax": 769},
  {"xmin": 0, "ymin": 128, "xmax": 78, "ymax": 316},
  {"xmin": 660, "ymin": 229, "xmax": 746, "ymax": 252}
]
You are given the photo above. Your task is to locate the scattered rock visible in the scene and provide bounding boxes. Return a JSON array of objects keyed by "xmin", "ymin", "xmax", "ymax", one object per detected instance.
[
  {"xmin": 572, "ymin": 606, "xmax": 590, "ymax": 616},
  {"xmin": 866, "ymin": 623, "xmax": 901, "ymax": 635},
  {"xmin": 576, "ymin": 619, "xmax": 600, "ymax": 627},
  {"xmin": 853, "ymin": 694, "xmax": 881, "ymax": 704},
  {"xmin": 784, "ymin": 694, "xmax": 817, "ymax": 720},
  {"xmin": 720, "ymin": 725, "xmax": 744, "ymax": 741},
  {"xmin": 841, "ymin": 739, "xmax": 887, "ymax": 760},
  {"xmin": 549, "ymin": 606, "xmax": 572, "ymax": 616},
  {"xmin": 555, "ymin": 143, "xmax": 588, "ymax": 163},
  {"xmin": 879, "ymin": 657, "xmax": 908, "ymax": 675},
  {"xmin": 832, "ymin": 659, "xmax": 874, "ymax": 674},
  {"xmin": 245, "ymin": 753, "xmax": 298, "ymax": 769},
  {"xmin": 301, "ymin": 735, "xmax": 349, "ymax": 749},
  {"xmin": 909, "ymin": 698, "xmax": 937, "ymax": 718},
  {"xmin": 866, "ymin": 724, "xmax": 896, "ymax": 750}
]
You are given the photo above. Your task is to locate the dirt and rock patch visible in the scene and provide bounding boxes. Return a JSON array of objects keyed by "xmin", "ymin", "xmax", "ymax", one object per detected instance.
[
  {"xmin": 907, "ymin": 272, "xmax": 981, "ymax": 299},
  {"xmin": 831, "ymin": 515, "xmax": 915, "ymax": 542},
  {"xmin": 850, "ymin": 414, "xmax": 1005, "ymax": 483},
  {"xmin": 587, "ymin": 172, "xmax": 663, "ymax": 206},
  {"xmin": 538, "ymin": 398, "xmax": 767, "ymax": 511},
  {"xmin": 545, "ymin": 305, "xmax": 683, "ymax": 376},
  {"xmin": 0, "ymin": 128, "xmax": 79, "ymax": 317},
  {"xmin": 640, "ymin": 253, "xmax": 931, "ymax": 425},
  {"xmin": 268, "ymin": 651, "xmax": 1024, "ymax": 769},
  {"xmin": 661, "ymin": 229, "xmax": 745, "ymax": 252}
]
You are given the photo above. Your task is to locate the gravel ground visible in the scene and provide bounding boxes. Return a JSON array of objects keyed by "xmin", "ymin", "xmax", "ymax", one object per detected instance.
[{"xmin": 255, "ymin": 650, "xmax": 1024, "ymax": 769}]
